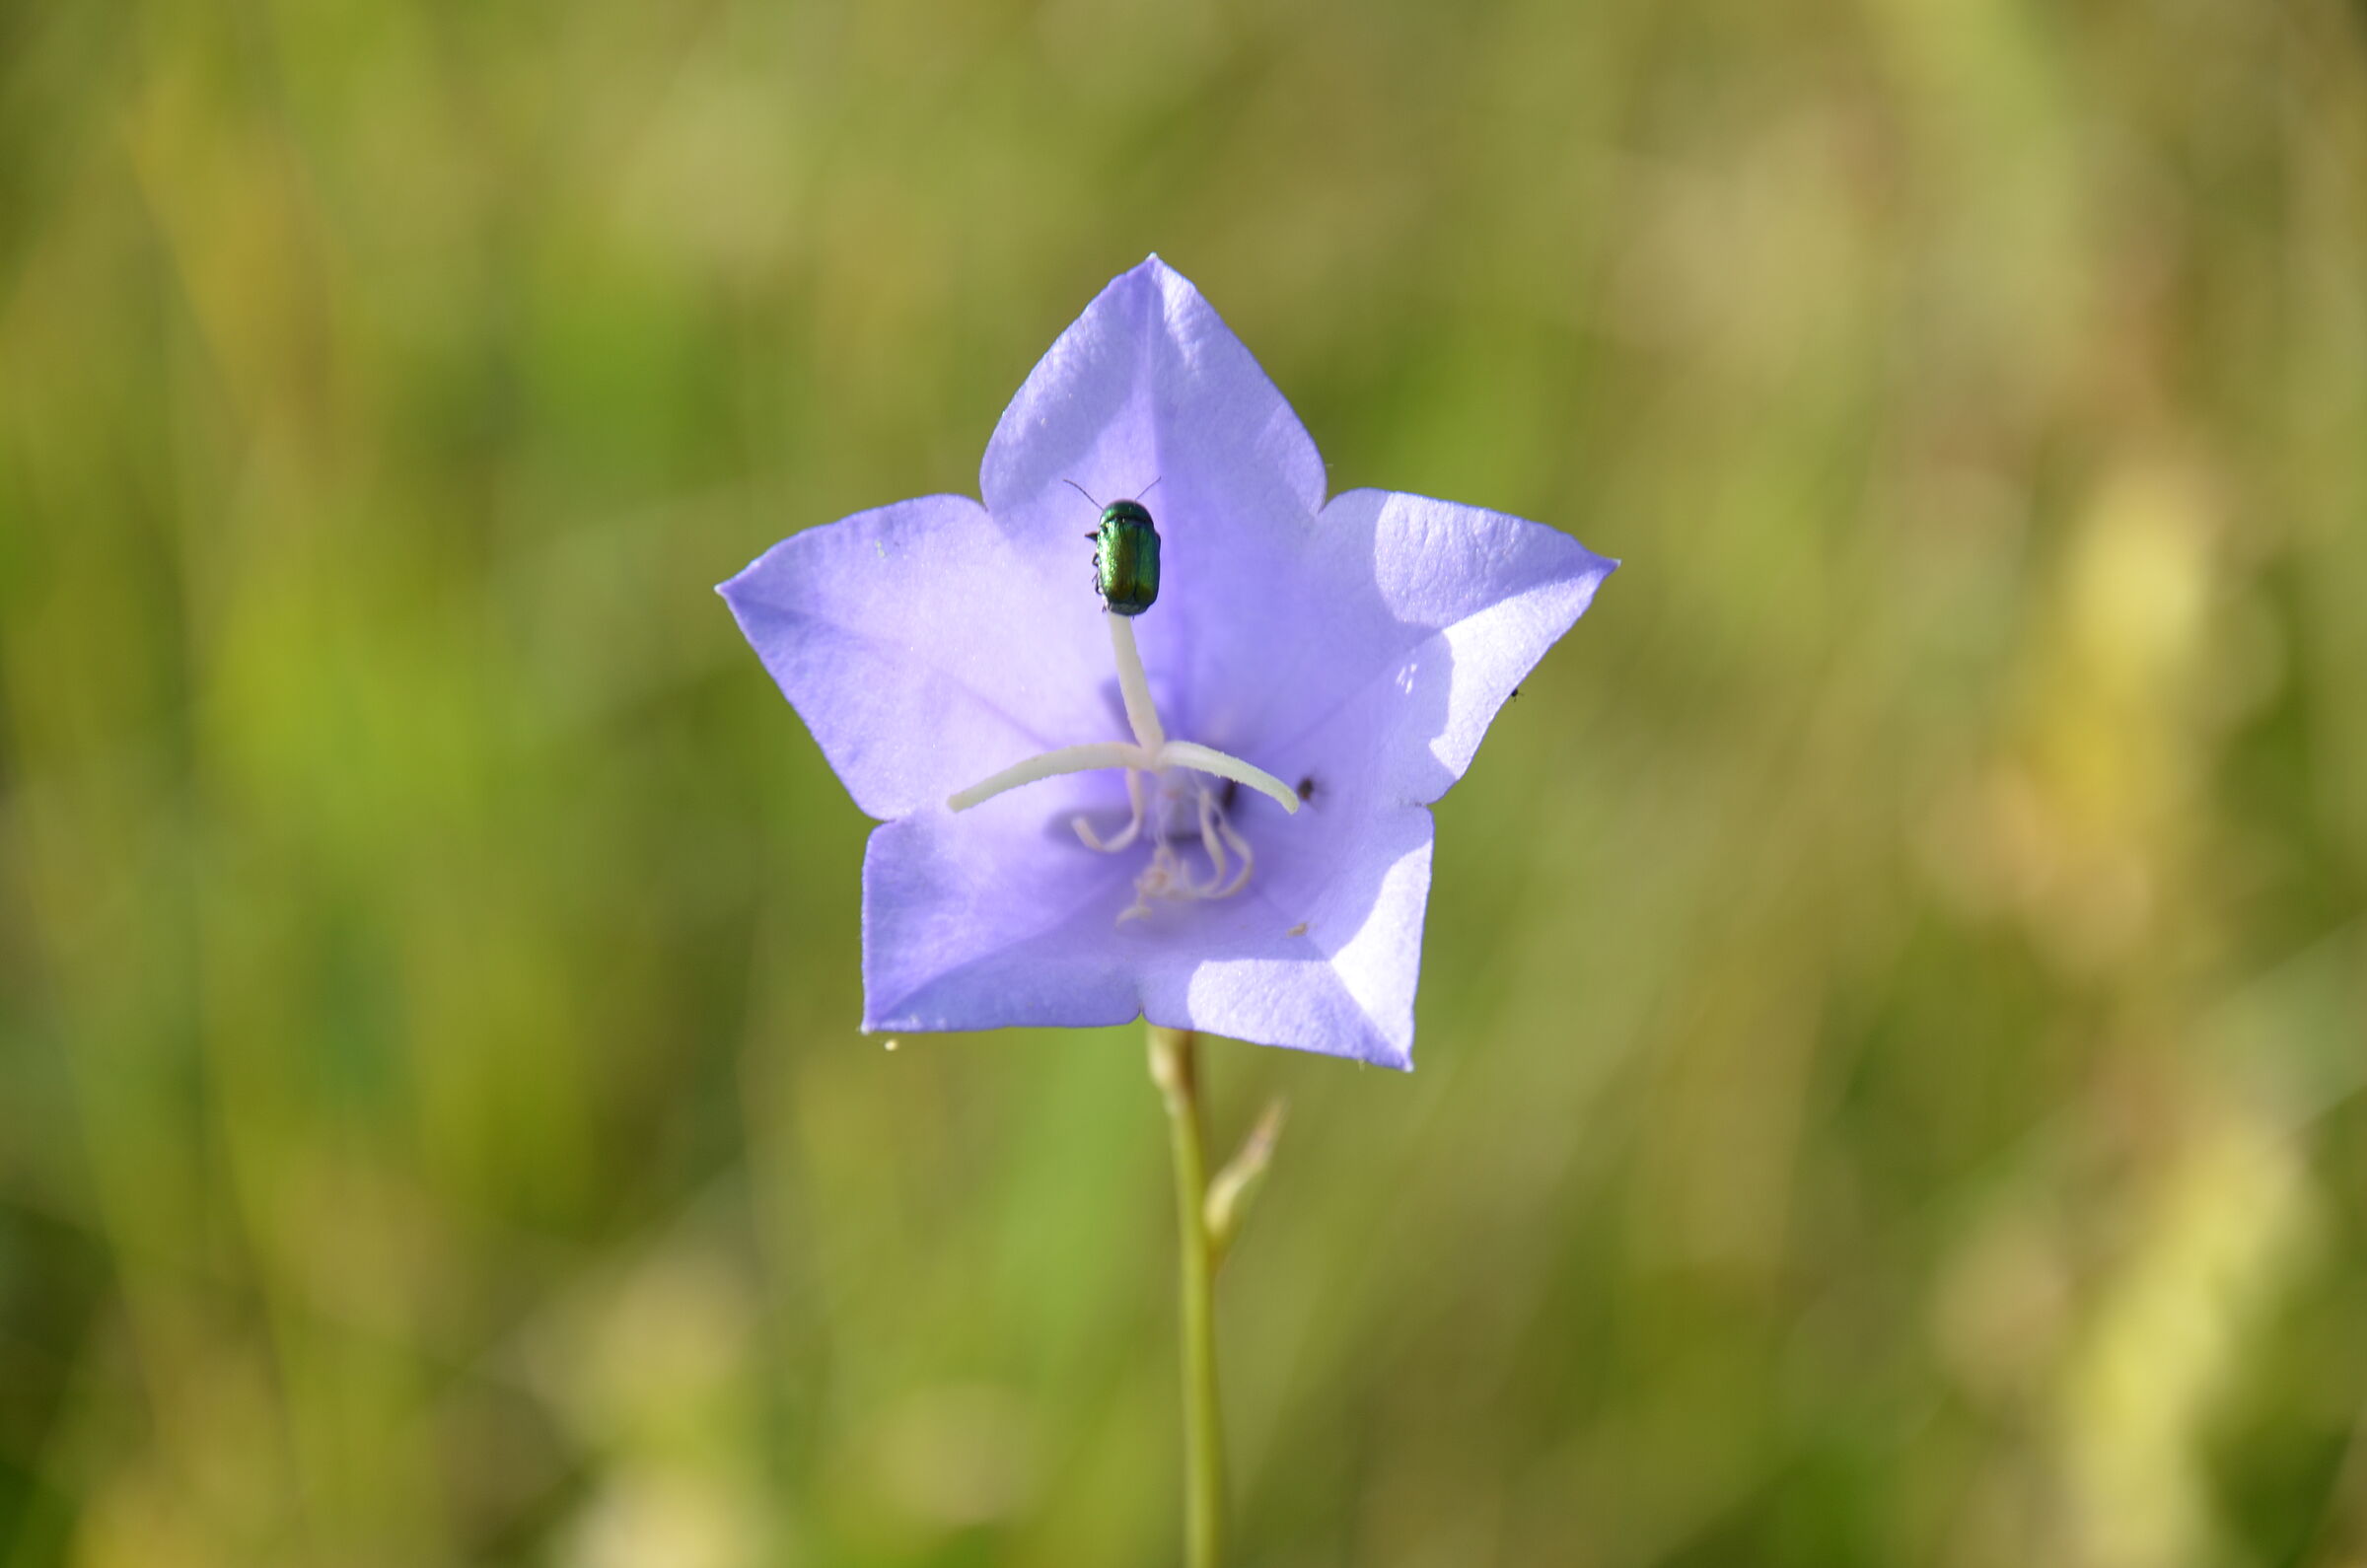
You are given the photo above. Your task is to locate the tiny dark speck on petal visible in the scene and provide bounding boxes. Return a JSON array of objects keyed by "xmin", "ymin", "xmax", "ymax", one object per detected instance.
[{"xmin": 1296, "ymin": 776, "xmax": 1317, "ymax": 802}]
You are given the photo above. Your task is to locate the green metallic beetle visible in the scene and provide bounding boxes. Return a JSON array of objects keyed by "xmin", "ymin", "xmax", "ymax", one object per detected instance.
[{"xmin": 1076, "ymin": 484, "xmax": 1163, "ymax": 616}]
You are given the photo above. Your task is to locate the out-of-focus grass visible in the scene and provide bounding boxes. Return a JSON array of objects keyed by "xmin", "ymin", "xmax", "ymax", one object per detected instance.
[{"xmin": 5, "ymin": 2, "xmax": 2367, "ymax": 1564}]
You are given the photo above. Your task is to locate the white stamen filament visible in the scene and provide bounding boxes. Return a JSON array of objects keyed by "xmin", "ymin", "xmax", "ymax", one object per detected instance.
[
  {"xmin": 945, "ymin": 608, "xmax": 1298, "ymax": 922},
  {"xmin": 1155, "ymin": 741, "xmax": 1302, "ymax": 814},
  {"xmin": 945, "ymin": 617, "xmax": 1297, "ymax": 819},
  {"xmin": 1212, "ymin": 811, "xmax": 1255, "ymax": 897},
  {"xmin": 947, "ymin": 741, "xmax": 1151, "ymax": 813},
  {"xmin": 1195, "ymin": 788, "xmax": 1228, "ymax": 891},
  {"xmin": 1071, "ymin": 768, "xmax": 1147, "ymax": 852},
  {"xmin": 1109, "ymin": 614, "xmax": 1166, "ymax": 752}
]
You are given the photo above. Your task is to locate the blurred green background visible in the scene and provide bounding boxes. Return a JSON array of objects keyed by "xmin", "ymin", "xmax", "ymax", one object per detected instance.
[{"xmin": 5, "ymin": 1, "xmax": 2367, "ymax": 1564}]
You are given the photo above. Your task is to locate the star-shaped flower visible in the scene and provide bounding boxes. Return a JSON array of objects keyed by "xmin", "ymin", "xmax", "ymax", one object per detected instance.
[{"xmin": 720, "ymin": 257, "xmax": 1614, "ymax": 1068}]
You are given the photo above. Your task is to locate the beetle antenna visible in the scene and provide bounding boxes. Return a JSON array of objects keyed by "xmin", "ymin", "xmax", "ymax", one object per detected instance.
[
  {"xmin": 1062, "ymin": 478, "xmax": 1104, "ymax": 509},
  {"xmin": 1136, "ymin": 475, "xmax": 1163, "ymax": 500}
]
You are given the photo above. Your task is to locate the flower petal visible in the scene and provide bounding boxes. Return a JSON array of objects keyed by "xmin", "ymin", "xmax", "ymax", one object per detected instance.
[
  {"xmin": 718, "ymin": 494, "xmax": 1113, "ymax": 820},
  {"xmin": 978, "ymin": 258, "xmax": 1331, "ymax": 742},
  {"xmin": 861, "ymin": 772, "xmax": 1142, "ymax": 1033},
  {"xmin": 1157, "ymin": 807, "xmax": 1433, "ymax": 1070},
  {"xmin": 1196, "ymin": 490, "xmax": 1617, "ymax": 804},
  {"xmin": 980, "ymin": 255, "xmax": 1326, "ymax": 537},
  {"xmin": 863, "ymin": 753, "xmax": 1433, "ymax": 1068}
]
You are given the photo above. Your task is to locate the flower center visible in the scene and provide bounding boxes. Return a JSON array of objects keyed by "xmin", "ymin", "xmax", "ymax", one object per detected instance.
[{"xmin": 947, "ymin": 613, "xmax": 1299, "ymax": 922}]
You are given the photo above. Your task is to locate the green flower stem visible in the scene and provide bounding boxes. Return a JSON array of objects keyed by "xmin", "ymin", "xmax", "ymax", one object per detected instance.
[{"xmin": 1148, "ymin": 1024, "xmax": 1225, "ymax": 1568}]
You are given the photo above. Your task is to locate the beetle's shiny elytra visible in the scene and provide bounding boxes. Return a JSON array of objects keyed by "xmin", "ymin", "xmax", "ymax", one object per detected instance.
[{"xmin": 1089, "ymin": 499, "xmax": 1162, "ymax": 616}]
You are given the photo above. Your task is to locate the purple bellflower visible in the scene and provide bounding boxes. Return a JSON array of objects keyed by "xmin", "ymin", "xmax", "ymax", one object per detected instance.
[{"xmin": 720, "ymin": 258, "xmax": 1614, "ymax": 1069}]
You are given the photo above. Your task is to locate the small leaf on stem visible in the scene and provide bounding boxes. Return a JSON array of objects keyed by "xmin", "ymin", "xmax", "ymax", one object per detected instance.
[{"xmin": 1205, "ymin": 1099, "xmax": 1287, "ymax": 1272}]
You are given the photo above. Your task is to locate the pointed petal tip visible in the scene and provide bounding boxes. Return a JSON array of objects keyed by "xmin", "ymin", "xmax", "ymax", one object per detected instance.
[
  {"xmin": 858, "ymin": 992, "xmax": 913, "ymax": 1035},
  {"xmin": 715, "ymin": 551, "xmax": 769, "ymax": 608},
  {"xmin": 715, "ymin": 573, "xmax": 752, "ymax": 620},
  {"xmin": 1116, "ymin": 251, "xmax": 1197, "ymax": 302},
  {"xmin": 1367, "ymin": 1018, "xmax": 1417, "ymax": 1072},
  {"xmin": 714, "ymin": 558, "xmax": 779, "ymax": 631}
]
